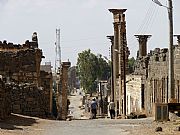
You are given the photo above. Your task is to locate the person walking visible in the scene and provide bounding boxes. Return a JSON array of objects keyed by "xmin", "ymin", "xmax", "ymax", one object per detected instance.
[
  {"xmin": 109, "ymin": 100, "xmax": 115, "ymax": 119},
  {"xmin": 90, "ymin": 98, "xmax": 97, "ymax": 119}
]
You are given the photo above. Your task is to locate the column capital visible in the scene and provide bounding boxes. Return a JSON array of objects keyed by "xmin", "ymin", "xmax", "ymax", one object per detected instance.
[
  {"xmin": 108, "ymin": 9, "xmax": 127, "ymax": 14},
  {"xmin": 135, "ymin": 35, "xmax": 152, "ymax": 42},
  {"xmin": 109, "ymin": 9, "xmax": 127, "ymax": 23},
  {"xmin": 107, "ymin": 36, "xmax": 114, "ymax": 45},
  {"xmin": 134, "ymin": 35, "xmax": 152, "ymax": 39},
  {"xmin": 134, "ymin": 35, "xmax": 152, "ymax": 57}
]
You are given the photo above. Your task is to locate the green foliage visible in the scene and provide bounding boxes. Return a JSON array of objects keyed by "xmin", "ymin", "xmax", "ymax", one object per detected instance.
[
  {"xmin": 76, "ymin": 49, "xmax": 110, "ymax": 94},
  {"xmin": 128, "ymin": 57, "xmax": 135, "ymax": 74}
]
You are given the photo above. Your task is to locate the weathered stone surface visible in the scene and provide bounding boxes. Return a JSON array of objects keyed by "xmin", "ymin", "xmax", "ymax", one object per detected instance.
[
  {"xmin": 134, "ymin": 45, "xmax": 180, "ymax": 116},
  {"xmin": 0, "ymin": 36, "xmax": 52, "ymax": 119},
  {"xmin": 57, "ymin": 62, "xmax": 71, "ymax": 120},
  {"xmin": 0, "ymin": 80, "xmax": 11, "ymax": 120}
]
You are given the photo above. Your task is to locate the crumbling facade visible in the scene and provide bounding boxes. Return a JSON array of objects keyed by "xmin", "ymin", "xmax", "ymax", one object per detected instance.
[
  {"xmin": 133, "ymin": 35, "xmax": 180, "ymax": 116},
  {"xmin": 0, "ymin": 33, "xmax": 52, "ymax": 119}
]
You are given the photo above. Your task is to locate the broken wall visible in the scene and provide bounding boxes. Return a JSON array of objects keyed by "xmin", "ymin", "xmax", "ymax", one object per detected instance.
[
  {"xmin": 135, "ymin": 46, "xmax": 180, "ymax": 116},
  {"xmin": 0, "ymin": 39, "xmax": 52, "ymax": 118}
]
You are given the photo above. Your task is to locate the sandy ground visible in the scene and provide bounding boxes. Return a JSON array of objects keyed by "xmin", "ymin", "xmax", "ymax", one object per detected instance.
[
  {"xmin": 1, "ymin": 114, "xmax": 180, "ymax": 135},
  {"xmin": 0, "ymin": 114, "xmax": 49, "ymax": 135},
  {"xmin": 1, "ymin": 90, "xmax": 180, "ymax": 135}
]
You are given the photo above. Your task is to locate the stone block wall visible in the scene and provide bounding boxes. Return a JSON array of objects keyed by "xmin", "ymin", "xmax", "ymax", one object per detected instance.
[
  {"xmin": 40, "ymin": 70, "xmax": 53, "ymax": 114},
  {"xmin": 0, "ymin": 80, "xmax": 10, "ymax": 119},
  {"xmin": 0, "ymin": 48, "xmax": 42, "ymax": 85},
  {"xmin": 134, "ymin": 46, "xmax": 180, "ymax": 116},
  {"xmin": 0, "ymin": 37, "xmax": 52, "ymax": 119},
  {"xmin": 126, "ymin": 75, "xmax": 142, "ymax": 115},
  {"xmin": 6, "ymin": 83, "xmax": 50, "ymax": 117}
]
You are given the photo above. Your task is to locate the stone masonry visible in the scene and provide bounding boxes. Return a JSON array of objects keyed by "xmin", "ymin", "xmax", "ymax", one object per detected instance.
[
  {"xmin": 57, "ymin": 62, "xmax": 71, "ymax": 120},
  {"xmin": 134, "ymin": 36, "xmax": 180, "ymax": 116},
  {"xmin": 0, "ymin": 80, "xmax": 10, "ymax": 120},
  {"xmin": 7, "ymin": 83, "xmax": 50, "ymax": 117},
  {"xmin": 0, "ymin": 33, "xmax": 52, "ymax": 119}
]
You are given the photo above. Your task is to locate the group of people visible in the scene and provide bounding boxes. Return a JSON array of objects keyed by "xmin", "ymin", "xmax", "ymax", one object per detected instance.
[{"xmin": 89, "ymin": 98, "xmax": 115, "ymax": 119}]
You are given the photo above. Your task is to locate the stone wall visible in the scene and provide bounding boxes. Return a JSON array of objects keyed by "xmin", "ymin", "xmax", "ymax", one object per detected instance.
[
  {"xmin": 6, "ymin": 83, "xmax": 50, "ymax": 117},
  {"xmin": 0, "ymin": 35, "xmax": 52, "ymax": 119},
  {"xmin": 40, "ymin": 70, "xmax": 53, "ymax": 114},
  {"xmin": 0, "ymin": 80, "xmax": 10, "ymax": 120},
  {"xmin": 0, "ymin": 41, "xmax": 42, "ymax": 85},
  {"xmin": 134, "ymin": 45, "xmax": 180, "ymax": 116},
  {"xmin": 126, "ymin": 75, "xmax": 142, "ymax": 115}
]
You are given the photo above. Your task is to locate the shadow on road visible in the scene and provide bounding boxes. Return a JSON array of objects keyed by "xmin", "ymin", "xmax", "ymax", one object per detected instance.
[{"xmin": 0, "ymin": 113, "xmax": 38, "ymax": 130}]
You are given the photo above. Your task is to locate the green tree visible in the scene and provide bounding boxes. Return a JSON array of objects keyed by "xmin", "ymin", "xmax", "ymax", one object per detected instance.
[
  {"xmin": 96, "ymin": 54, "xmax": 111, "ymax": 80},
  {"xmin": 76, "ymin": 49, "xmax": 110, "ymax": 94},
  {"xmin": 128, "ymin": 57, "xmax": 135, "ymax": 74}
]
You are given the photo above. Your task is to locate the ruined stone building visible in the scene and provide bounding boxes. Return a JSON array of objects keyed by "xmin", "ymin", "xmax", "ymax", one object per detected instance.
[
  {"xmin": 108, "ymin": 8, "xmax": 180, "ymax": 117},
  {"xmin": 0, "ymin": 33, "xmax": 53, "ymax": 119},
  {"xmin": 126, "ymin": 35, "xmax": 180, "ymax": 116}
]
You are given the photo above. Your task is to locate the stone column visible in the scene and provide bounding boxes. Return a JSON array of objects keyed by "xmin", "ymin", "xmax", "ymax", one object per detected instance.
[
  {"xmin": 107, "ymin": 36, "xmax": 114, "ymax": 102},
  {"xmin": 135, "ymin": 35, "xmax": 152, "ymax": 57},
  {"xmin": 119, "ymin": 13, "xmax": 129, "ymax": 116},
  {"xmin": 109, "ymin": 9, "xmax": 127, "ymax": 116},
  {"xmin": 57, "ymin": 62, "xmax": 71, "ymax": 120}
]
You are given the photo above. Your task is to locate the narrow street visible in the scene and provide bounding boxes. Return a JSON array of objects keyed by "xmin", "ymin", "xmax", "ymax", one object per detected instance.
[
  {"xmin": 68, "ymin": 89, "xmax": 87, "ymax": 120},
  {"xmin": 1, "ymin": 89, "xmax": 180, "ymax": 135}
]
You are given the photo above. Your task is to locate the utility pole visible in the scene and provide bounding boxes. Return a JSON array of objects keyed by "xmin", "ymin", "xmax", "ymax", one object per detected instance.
[
  {"xmin": 168, "ymin": 0, "xmax": 175, "ymax": 101},
  {"xmin": 152, "ymin": 0, "xmax": 175, "ymax": 102}
]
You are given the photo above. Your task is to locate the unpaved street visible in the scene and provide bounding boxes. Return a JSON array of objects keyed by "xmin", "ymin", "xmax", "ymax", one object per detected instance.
[{"xmin": 1, "ymin": 90, "xmax": 180, "ymax": 135}]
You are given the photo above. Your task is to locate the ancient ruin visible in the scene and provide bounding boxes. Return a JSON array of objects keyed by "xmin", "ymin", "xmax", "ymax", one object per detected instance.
[
  {"xmin": 109, "ymin": 9, "xmax": 130, "ymax": 116},
  {"xmin": 56, "ymin": 62, "xmax": 71, "ymax": 120},
  {"xmin": 0, "ymin": 33, "xmax": 52, "ymax": 119}
]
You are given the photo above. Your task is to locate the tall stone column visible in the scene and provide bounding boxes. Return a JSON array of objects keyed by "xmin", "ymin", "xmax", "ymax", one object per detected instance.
[
  {"xmin": 57, "ymin": 62, "xmax": 71, "ymax": 120},
  {"xmin": 135, "ymin": 35, "xmax": 152, "ymax": 58},
  {"xmin": 119, "ymin": 13, "xmax": 129, "ymax": 116},
  {"xmin": 109, "ymin": 9, "xmax": 127, "ymax": 116},
  {"xmin": 107, "ymin": 36, "xmax": 114, "ymax": 102}
]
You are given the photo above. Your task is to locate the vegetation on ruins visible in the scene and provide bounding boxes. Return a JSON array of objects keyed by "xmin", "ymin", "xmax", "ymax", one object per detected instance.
[{"xmin": 76, "ymin": 49, "xmax": 111, "ymax": 94}]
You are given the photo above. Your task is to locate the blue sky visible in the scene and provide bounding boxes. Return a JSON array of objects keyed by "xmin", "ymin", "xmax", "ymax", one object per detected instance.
[{"xmin": 0, "ymin": 0, "xmax": 180, "ymax": 67}]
